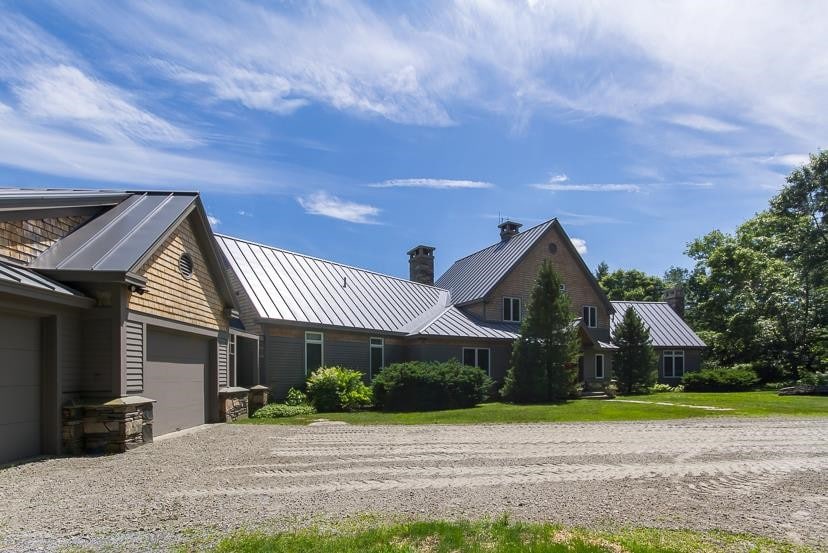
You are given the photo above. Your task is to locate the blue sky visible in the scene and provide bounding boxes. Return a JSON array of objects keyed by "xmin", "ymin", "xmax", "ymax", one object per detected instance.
[{"xmin": 0, "ymin": 1, "xmax": 824, "ymax": 280}]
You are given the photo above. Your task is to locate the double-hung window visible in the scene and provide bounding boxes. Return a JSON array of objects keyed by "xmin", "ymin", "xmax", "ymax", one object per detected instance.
[
  {"xmin": 503, "ymin": 297, "xmax": 521, "ymax": 322},
  {"xmin": 663, "ymin": 350, "xmax": 685, "ymax": 378},
  {"xmin": 369, "ymin": 337, "xmax": 384, "ymax": 378},
  {"xmin": 595, "ymin": 353, "xmax": 605, "ymax": 379},
  {"xmin": 304, "ymin": 331, "xmax": 324, "ymax": 375},
  {"xmin": 582, "ymin": 305, "xmax": 597, "ymax": 328},
  {"xmin": 462, "ymin": 347, "xmax": 491, "ymax": 376}
]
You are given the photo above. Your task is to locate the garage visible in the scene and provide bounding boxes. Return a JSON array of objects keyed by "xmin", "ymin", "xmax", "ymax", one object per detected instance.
[
  {"xmin": 0, "ymin": 313, "xmax": 41, "ymax": 464},
  {"xmin": 143, "ymin": 327, "xmax": 209, "ymax": 436}
]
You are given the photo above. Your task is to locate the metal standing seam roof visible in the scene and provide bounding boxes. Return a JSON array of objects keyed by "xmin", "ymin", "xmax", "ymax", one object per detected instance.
[
  {"xmin": 0, "ymin": 260, "xmax": 87, "ymax": 299},
  {"xmin": 216, "ymin": 234, "xmax": 452, "ymax": 334},
  {"xmin": 610, "ymin": 301, "xmax": 706, "ymax": 348},
  {"xmin": 30, "ymin": 192, "xmax": 197, "ymax": 273},
  {"xmin": 435, "ymin": 219, "xmax": 555, "ymax": 305},
  {"xmin": 414, "ymin": 305, "xmax": 520, "ymax": 339}
]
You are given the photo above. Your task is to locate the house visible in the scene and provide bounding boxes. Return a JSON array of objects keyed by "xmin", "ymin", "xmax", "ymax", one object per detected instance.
[
  {"xmin": 0, "ymin": 189, "xmax": 258, "ymax": 465},
  {"xmin": 219, "ymin": 218, "xmax": 704, "ymax": 397}
]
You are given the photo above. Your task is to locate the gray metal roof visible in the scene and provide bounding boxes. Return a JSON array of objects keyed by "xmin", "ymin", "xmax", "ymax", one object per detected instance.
[
  {"xmin": 0, "ymin": 188, "xmax": 129, "ymax": 216},
  {"xmin": 216, "ymin": 234, "xmax": 452, "ymax": 334},
  {"xmin": 610, "ymin": 301, "xmax": 706, "ymax": 348},
  {"xmin": 0, "ymin": 260, "xmax": 88, "ymax": 301},
  {"xmin": 436, "ymin": 220, "xmax": 556, "ymax": 305},
  {"xmin": 414, "ymin": 306, "xmax": 520, "ymax": 339},
  {"xmin": 31, "ymin": 192, "xmax": 197, "ymax": 274}
]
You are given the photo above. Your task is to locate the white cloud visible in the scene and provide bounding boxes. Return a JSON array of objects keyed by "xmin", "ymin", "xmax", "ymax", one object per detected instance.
[
  {"xmin": 534, "ymin": 182, "xmax": 641, "ymax": 193},
  {"xmin": 759, "ymin": 153, "xmax": 811, "ymax": 167},
  {"xmin": 559, "ymin": 211, "xmax": 627, "ymax": 225},
  {"xmin": 237, "ymin": 210, "xmax": 253, "ymax": 217},
  {"xmin": 668, "ymin": 114, "xmax": 741, "ymax": 134},
  {"xmin": 571, "ymin": 238, "xmax": 588, "ymax": 255},
  {"xmin": 370, "ymin": 178, "xmax": 494, "ymax": 189},
  {"xmin": 16, "ymin": 65, "xmax": 195, "ymax": 145},
  {"xmin": 548, "ymin": 174, "xmax": 569, "ymax": 183},
  {"xmin": 297, "ymin": 191, "xmax": 380, "ymax": 224},
  {"xmin": 207, "ymin": 214, "xmax": 220, "ymax": 226}
]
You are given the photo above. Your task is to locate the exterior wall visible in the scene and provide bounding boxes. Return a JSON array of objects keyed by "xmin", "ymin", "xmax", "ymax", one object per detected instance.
[
  {"xmin": 0, "ymin": 215, "xmax": 90, "ymax": 265},
  {"xmin": 656, "ymin": 348, "xmax": 703, "ymax": 383},
  {"xmin": 128, "ymin": 215, "xmax": 227, "ymax": 331},
  {"xmin": 224, "ymin": 262, "xmax": 262, "ymax": 336},
  {"xmin": 475, "ymin": 224, "xmax": 610, "ymax": 330}
]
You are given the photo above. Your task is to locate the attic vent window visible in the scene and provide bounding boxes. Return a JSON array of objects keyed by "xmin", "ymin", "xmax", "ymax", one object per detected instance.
[
  {"xmin": 178, "ymin": 252, "xmax": 194, "ymax": 279},
  {"xmin": 548, "ymin": 243, "xmax": 558, "ymax": 254}
]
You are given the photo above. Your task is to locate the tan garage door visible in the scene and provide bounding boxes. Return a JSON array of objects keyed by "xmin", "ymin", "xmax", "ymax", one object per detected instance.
[
  {"xmin": 0, "ymin": 313, "xmax": 41, "ymax": 464},
  {"xmin": 144, "ymin": 327, "xmax": 208, "ymax": 436}
]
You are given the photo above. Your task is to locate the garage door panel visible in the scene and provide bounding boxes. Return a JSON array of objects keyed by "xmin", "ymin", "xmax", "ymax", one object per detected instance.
[
  {"xmin": 0, "ymin": 313, "xmax": 40, "ymax": 464},
  {"xmin": 144, "ymin": 327, "xmax": 208, "ymax": 436}
]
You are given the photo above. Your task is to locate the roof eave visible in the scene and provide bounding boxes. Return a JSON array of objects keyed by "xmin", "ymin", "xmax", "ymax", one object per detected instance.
[{"xmin": 0, "ymin": 280, "xmax": 94, "ymax": 308}]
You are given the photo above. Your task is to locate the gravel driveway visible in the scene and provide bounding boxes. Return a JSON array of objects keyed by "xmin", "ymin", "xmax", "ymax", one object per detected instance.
[{"xmin": 1, "ymin": 417, "xmax": 827, "ymax": 551}]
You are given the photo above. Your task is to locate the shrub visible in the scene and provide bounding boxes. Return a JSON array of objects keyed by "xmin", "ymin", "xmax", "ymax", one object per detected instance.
[
  {"xmin": 284, "ymin": 387, "xmax": 308, "ymax": 406},
  {"xmin": 251, "ymin": 403, "xmax": 316, "ymax": 419},
  {"xmin": 372, "ymin": 359, "xmax": 493, "ymax": 411},
  {"xmin": 650, "ymin": 383, "xmax": 674, "ymax": 393},
  {"xmin": 797, "ymin": 371, "xmax": 828, "ymax": 386},
  {"xmin": 682, "ymin": 363, "xmax": 759, "ymax": 392},
  {"xmin": 306, "ymin": 366, "xmax": 372, "ymax": 412}
]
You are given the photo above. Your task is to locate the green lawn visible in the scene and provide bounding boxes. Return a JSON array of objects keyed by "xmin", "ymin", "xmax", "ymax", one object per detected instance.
[
  {"xmin": 238, "ymin": 391, "xmax": 827, "ymax": 426},
  {"xmin": 184, "ymin": 520, "xmax": 813, "ymax": 553}
]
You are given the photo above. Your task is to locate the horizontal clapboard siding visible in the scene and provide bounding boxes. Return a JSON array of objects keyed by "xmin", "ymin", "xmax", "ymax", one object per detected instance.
[
  {"xmin": 218, "ymin": 333, "xmax": 229, "ymax": 387},
  {"xmin": 125, "ymin": 320, "xmax": 144, "ymax": 393}
]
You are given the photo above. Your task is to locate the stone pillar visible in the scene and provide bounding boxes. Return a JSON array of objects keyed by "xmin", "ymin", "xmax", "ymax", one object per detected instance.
[
  {"xmin": 61, "ymin": 403, "xmax": 85, "ymax": 455},
  {"xmin": 81, "ymin": 396, "xmax": 155, "ymax": 454},
  {"xmin": 248, "ymin": 384, "xmax": 270, "ymax": 415},
  {"xmin": 218, "ymin": 387, "xmax": 249, "ymax": 422}
]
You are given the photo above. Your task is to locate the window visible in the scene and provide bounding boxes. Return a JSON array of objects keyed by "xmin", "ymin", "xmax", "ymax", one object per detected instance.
[
  {"xmin": 503, "ymin": 297, "xmax": 521, "ymax": 322},
  {"xmin": 595, "ymin": 354, "xmax": 605, "ymax": 379},
  {"xmin": 370, "ymin": 337, "xmax": 384, "ymax": 378},
  {"xmin": 663, "ymin": 350, "xmax": 685, "ymax": 378},
  {"xmin": 305, "ymin": 331, "xmax": 324, "ymax": 375},
  {"xmin": 462, "ymin": 347, "xmax": 491, "ymax": 375},
  {"xmin": 229, "ymin": 333, "xmax": 237, "ymax": 386},
  {"xmin": 582, "ymin": 305, "xmax": 597, "ymax": 328}
]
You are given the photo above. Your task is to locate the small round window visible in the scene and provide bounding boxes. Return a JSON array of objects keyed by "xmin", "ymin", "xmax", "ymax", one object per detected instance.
[{"xmin": 178, "ymin": 252, "xmax": 194, "ymax": 279}]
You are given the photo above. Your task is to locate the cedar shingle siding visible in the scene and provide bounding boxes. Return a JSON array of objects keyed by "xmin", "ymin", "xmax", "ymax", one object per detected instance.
[{"xmin": 0, "ymin": 216, "xmax": 89, "ymax": 264}]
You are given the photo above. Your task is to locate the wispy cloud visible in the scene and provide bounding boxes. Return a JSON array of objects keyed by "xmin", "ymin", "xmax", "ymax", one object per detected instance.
[
  {"xmin": 237, "ymin": 210, "xmax": 253, "ymax": 217},
  {"xmin": 534, "ymin": 182, "xmax": 641, "ymax": 193},
  {"xmin": 667, "ymin": 114, "xmax": 741, "ymax": 134},
  {"xmin": 207, "ymin": 214, "xmax": 220, "ymax": 226},
  {"xmin": 758, "ymin": 153, "xmax": 811, "ymax": 167},
  {"xmin": 297, "ymin": 191, "xmax": 380, "ymax": 224},
  {"xmin": 558, "ymin": 211, "xmax": 628, "ymax": 225},
  {"xmin": 571, "ymin": 238, "xmax": 588, "ymax": 255},
  {"xmin": 370, "ymin": 178, "xmax": 494, "ymax": 189}
]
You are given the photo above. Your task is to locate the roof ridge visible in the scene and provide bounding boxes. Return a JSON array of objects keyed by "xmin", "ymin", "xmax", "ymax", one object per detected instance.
[
  {"xmin": 216, "ymin": 233, "xmax": 451, "ymax": 293},
  {"xmin": 611, "ymin": 300, "xmax": 670, "ymax": 305},
  {"xmin": 410, "ymin": 305, "xmax": 454, "ymax": 335},
  {"xmin": 449, "ymin": 218, "xmax": 556, "ymax": 263}
]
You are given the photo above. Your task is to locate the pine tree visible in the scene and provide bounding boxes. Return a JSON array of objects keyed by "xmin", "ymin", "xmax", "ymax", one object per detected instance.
[
  {"xmin": 612, "ymin": 307, "xmax": 657, "ymax": 394},
  {"xmin": 503, "ymin": 260, "xmax": 580, "ymax": 402}
]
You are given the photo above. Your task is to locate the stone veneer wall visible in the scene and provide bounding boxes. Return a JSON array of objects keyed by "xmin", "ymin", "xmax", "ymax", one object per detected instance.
[
  {"xmin": 62, "ymin": 397, "xmax": 154, "ymax": 455},
  {"xmin": 218, "ymin": 387, "xmax": 249, "ymax": 422}
]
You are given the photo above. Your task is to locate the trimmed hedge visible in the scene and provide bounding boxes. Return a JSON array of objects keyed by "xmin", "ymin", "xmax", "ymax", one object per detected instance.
[
  {"xmin": 372, "ymin": 359, "xmax": 493, "ymax": 412},
  {"xmin": 306, "ymin": 366, "xmax": 372, "ymax": 412},
  {"xmin": 252, "ymin": 403, "xmax": 316, "ymax": 418},
  {"xmin": 682, "ymin": 363, "xmax": 759, "ymax": 392}
]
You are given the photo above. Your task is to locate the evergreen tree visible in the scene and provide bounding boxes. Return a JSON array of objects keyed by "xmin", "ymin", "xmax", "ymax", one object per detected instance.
[
  {"xmin": 612, "ymin": 307, "xmax": 657, "ymax": 394},
  {"xmin": 503, "ymin": 261, "xmax": 580, "ymax": 402}
]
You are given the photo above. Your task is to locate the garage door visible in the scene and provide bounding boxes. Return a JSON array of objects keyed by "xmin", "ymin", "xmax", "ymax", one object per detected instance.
[
  {"xmin": 144, "ymin": 327, "xmax": 209, "ymax": 436},
  {"xmin": 0, "ymin": 313, "xmax": 41, "ymax": 464}
]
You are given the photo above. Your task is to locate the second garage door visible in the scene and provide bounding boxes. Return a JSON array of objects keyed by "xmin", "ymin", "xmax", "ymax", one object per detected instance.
[
  {"xmin": 144, "ymin": 327, "xmax": 209, "ymax": 436},
  {"xmin": 0, "ymin": 313, "xmax": 41, "ymax": 465}
]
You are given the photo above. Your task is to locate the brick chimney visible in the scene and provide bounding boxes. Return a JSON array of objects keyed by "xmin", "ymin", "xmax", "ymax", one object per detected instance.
[
  {"xmin": 407, "ymin": 245, "xmax": 435, "ymax": 285},
  {"xmin": 663, "ymin": 286, "xmax": 685, "ymax": 318},
  {"xmin": 498, "ymin": 220, "xmax": 522, "ymax": 241}
]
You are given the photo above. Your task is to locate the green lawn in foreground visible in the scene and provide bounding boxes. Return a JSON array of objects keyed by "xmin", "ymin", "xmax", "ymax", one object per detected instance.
[
  {"xmin": 187, "ymin": 520, "xmax": 813, "ymax": 553},
  {"xmin": 238, "ymin": 391, "xmax": 827, "ymax": 426}
]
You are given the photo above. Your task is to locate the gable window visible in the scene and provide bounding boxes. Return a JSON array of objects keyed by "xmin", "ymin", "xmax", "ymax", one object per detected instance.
[
  {"xmin": 462, "ymin": 347, "xmax": 491, "ymax": 376},
  {"xmin": 305, "ymin": 331, "xmax": 324, "ymax": 375},
  {"xmin": 663, "ymin": 350, "xmax": 685, "ymax": 378},
  {"xmin": 503, "ymin": 297, "xmax": 521, "ymax": 322},
  {"xmin": 370, "ymin": 337, "xmax": 384, "ymax": 378},
  {"xmin": 582, "ymin": 305, "xmax": 597, "ymax": 328},
  {"xmin": 595, "ymin": 353, "xmax": 605, "ymax": 379}
]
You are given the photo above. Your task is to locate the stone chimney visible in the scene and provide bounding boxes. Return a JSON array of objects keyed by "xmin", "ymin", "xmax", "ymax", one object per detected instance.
[
  {"xmin": 663, "ymin": 286, "xmax": 685, "ymax": 318},
  {"xmin": 498, "ymin": 220, "xmax": 522, "ymax": 241},
  {"xmin": 407, "ymin": 245, "xmax": 435, "ymax": 286}
]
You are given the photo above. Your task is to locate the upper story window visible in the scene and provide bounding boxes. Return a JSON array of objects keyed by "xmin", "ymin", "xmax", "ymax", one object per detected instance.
[
  {"xmin": 305, "ymin": 331, "xmax": 324, "ymax": 375},
  {"xmin": 582, "ymin": 305, "xmax": 597, "ymax": 328},
  {"xmin": 503, "ymin": 297, "xmax": 521, "ymax": 322}
]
